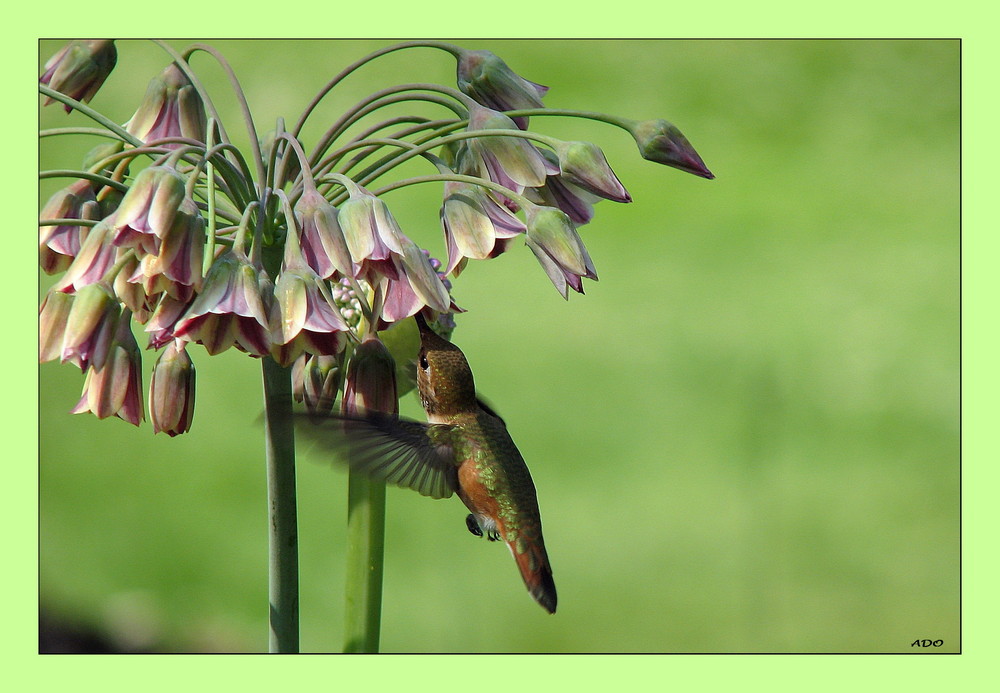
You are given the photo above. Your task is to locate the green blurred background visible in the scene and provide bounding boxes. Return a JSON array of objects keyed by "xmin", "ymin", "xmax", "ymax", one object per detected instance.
[{"xmin": 38, "ymin": 39, "xmax": 959, "ymax": 653}]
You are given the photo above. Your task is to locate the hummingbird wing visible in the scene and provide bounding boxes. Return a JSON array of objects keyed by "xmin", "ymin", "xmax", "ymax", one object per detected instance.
[{"xmin": 295, "ymin": 412, "xmax": 459, "ymax": 500}]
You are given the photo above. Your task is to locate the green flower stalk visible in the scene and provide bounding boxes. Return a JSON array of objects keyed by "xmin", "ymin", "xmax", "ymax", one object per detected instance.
[{"xmin": 39, "ymin": 39, "xmax": 713, "ymax": 652}]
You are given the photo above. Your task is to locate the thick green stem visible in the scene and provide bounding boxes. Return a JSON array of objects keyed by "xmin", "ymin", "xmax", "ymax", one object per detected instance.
[
  {"xmin": 343, "ymin": 473, "xmax": 387, "ymax": 653},
  {"xmin": 261, "ymin": 357, "xmax": 300, "ymax": 653}
]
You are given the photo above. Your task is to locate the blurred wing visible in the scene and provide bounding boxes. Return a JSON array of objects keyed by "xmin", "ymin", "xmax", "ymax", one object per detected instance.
[{"xmin": 295, "ymin": 412, "xmax": 458, "ymax": 499}]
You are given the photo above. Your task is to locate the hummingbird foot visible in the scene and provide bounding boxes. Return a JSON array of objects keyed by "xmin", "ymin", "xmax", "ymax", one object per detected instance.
[{"xmin": 465, "ymin": 514, "xmax": 484, "ymax": 537}]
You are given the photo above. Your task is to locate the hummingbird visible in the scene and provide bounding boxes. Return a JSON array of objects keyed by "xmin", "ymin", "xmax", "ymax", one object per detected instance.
[{"xmin": 302, "ymin": 313, "xmax": 557, "ymax": 614}]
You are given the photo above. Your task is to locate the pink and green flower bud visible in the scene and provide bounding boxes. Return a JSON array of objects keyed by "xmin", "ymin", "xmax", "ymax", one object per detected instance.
[
  {"xmin": 341, "ymin": 335, "xmax": 398, "ymax": 417},
  {"xmin": 39, "ymin": 179, "xmax": 97, "ymax": 274},
  {"xmin": 60, "ymin": 282, "xmax": 120, "ymax": 371},
  {"xmin": 392, "ymin": 239, "xmax": 452, "ymax": 318},
  {"xmin": 39, "ymin": 289, "xmax": 75, "ymax": 363},
  {"xmin": 554, "ymin": 141, "xmax": 631, "ymax": 203},
  {"xmin": 456, "ymin": 48, "xmax": 547, "ymax": 129},
  {"xmin": 40, "ymin": 40, "xmax": 117, "ymax": 113},
  {"xmin": 293, "ymin": 353, "xmax": 342, "ymax": 418},
  {"xmin": 130, "ymin": 197, "xmax": 205, "ymax": 303},
  {"xmin": 54, "ymin": 217, "xmax": 117, "ymax": 293},
  {"xmin": 467, "ymin": 105, "xmax": 552, "ymax": 190},
  {"xmin": 71, "ymin": 311, "xmax": 144, "ymax": 426},
  {"xmin": 111, "ymin": 165, "xmax": 187, "ymax": 255},
  {"xmin": 525, "ymin": 206, "xmax": 597, "ymax": 299},
  {"xmin": 270, "ymin": 267, "xmax": 348, "ymax": 367},
  {"xmin": 630, "ymin": 119, "xmax": 714, "ymax": 179},
  {"xmin": 338, "ymin": 186, "xmax": 406, "ymax": 276},
  {"xmin": 126, "ymin": 63, "xmax": 207, "ymax": 148},
  {"xmin": 441, "ymin": 181, "xmax": 525, "ymax": 274},
  {"xmin": 295, "ymin": 189, "xmax": 352, "ymax": 278},
  {"xmin": 172, "ymin": 250, "xmax": 273, "ymax": 356},
  {"xmin": 149, "ymin": 340, "xmax": 196, "ymax": 436}
]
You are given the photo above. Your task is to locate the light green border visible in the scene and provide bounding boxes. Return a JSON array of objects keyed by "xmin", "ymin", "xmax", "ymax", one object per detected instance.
[{"xmin": 15, "ymin": 5, "xmax": 992, "ymax": 690}]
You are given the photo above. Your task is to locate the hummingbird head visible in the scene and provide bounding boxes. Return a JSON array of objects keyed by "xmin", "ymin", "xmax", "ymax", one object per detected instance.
[{"xmin": 414, "ymin": 313, "xmax": 477, "ymax": 416}]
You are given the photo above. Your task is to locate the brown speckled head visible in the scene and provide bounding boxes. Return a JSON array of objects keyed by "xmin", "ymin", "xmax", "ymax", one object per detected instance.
[{"xmin": 414, "ymin": 314, "xmax": 477, "ymax": 417}]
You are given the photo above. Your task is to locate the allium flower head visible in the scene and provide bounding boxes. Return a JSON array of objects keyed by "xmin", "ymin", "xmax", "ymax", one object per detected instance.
[
  {"xmin": 149, "ymin": 340, "xmax": 196, "ymax": 436},
  {"xmin": 630, "ymin": 119, "xmax": 714, "ymax": 179},
  {"xmin": 40, "ymin": 40, "xmax": 117, "ymax": 113},
  {"xmin": 126, "ymin": 63, "xmax": 207, "ymax": 148},
  {"xmin": 71, "ymin": 310, "xmax": 144, "ymax": 426},
  {"xmin": 456, "ymin": 48, "xmax": 547, "ymax": 129}
]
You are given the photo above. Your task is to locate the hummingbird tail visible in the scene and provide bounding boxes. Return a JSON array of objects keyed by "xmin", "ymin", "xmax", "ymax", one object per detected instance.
[{"xmin": 512, "ymin": 543, "xmax": 557, "ymax": 614}]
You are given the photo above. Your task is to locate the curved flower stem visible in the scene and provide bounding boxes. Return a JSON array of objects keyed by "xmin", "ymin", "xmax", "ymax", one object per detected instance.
[
  {"xmin": 291, "ymin": 40, "xmax": 462, "ymax": 140},
  {"xmin": 38, "ymin": 85, "xmax": 142, "ymax": 146},
  {"xmin": 261, "ymin": 357, "xmax": 300, "ymax": 654}
]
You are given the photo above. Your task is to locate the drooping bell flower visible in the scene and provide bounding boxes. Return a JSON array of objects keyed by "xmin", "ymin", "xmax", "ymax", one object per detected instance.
[
  {"xmin": 71, "ymin": 309, "xmax": 144, "ymax": 426},
  {"xmin": 456, "ymin": 48, "xmax": 547, "ymax": 129},
  {"xmin": 524, "ymin": 205, "xmax": 598, "ymax": 299},
  {"xmin": 440, "ymin": 180, "xmax": 525, "ymax": 275},
  {"xmin": 149, "ymin": 340, "xmax": 196, "ymax": 436},
  {"xmin": 126, "ymin": 63, "xmax": 207, "ymax": 149},
  {"xmin": 40, "ymin": 40, "xmax": 117, "ymax": 113},
  {"xmin": 39, "ymin": 179, "xmax": 98, "ymax": 274}
]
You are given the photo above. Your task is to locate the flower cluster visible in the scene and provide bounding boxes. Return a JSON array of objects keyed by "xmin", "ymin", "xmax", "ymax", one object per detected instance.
[{"xmin": 40, "ymin": 40, "xmax": 711, "ymax": 431}]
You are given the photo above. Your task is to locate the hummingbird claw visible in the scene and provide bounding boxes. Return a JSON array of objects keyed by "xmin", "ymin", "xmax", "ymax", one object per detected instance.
[
  {"xmin": 486, "ymin": 529, "xmax": 501, "ymax": 542},
  {"xmin": 465, "ymin": 513, "xmax": 483, "ymax": 537}
]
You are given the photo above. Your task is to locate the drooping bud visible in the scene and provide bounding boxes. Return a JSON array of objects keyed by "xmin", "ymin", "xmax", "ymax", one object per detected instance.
[
  {"xmin": 553, "ymin": 141, "xmax": 631, "ymax": 203},
  {"xmin": 39, "ymin": 289, "xmax": 74, "ymax": 363},
  {"xmin": 440, "ymin": 181, "xmax": 526, "ymax": 274},
  {"xmin": 71, "ymin": 310, "xmax": 144, "ymax": 426},
  {"xmin": 629, "ymin": 119, "xmax": 714, "ymax": 179},
  {"xmin": 341, "ymin": 334, "xmax": 398, "ymax": 417},
  {"xmin": 456, "ymin": 48, "xmax": 547, "ymax": 129},
  {"xmin": 40, "ymin": 40, "xmax": 117, "ymax": 113},
  {"xmin": 126, "ymin": 63, "xmax": 207, "ymax": 148},
  {"xmin": 338, "ymin": 184, "xmax": 405, "ymax": 275},
  {"xmin": 295, "ymin": 189, "xmax": 352, "ymax": 278},
  {"xmin": 60, "ymin": 282, "xmax": 120, "ymax": 370},
  {"xmin": 172, "ymin": 250, "xmax": 273, "ymax": 356},
  {"xmin": 149, "ymin": 340, "xmax": 196, "ymax": 436},
  {"xmin": 525, "ymin": 205, "xmax": 597, "ymax": 299},
  {"xmin": 466, "ymin": 104, "xmax": 552, "ymax": 190},
  {"xmin": 39, "ymin": 179, "xmax": 98, "ymax": 274},
  {"xmin": 110, "ymin": 164, "xmax": 187, "ymax": 255},
  {"xmin": 53, "ymin": 217, "xmax": 117, "ymax": 293}
]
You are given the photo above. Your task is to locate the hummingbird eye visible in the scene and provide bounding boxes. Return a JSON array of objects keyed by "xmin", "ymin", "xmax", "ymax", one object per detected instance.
[{"xmin": 419, "ymin": 353, "xmax": 429, "ymax": 370}]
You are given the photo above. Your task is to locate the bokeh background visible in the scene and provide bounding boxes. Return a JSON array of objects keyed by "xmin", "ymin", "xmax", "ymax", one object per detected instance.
[{"xmin": 38, "ymin": 39, "xmax": 959, "ymax": 653}]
